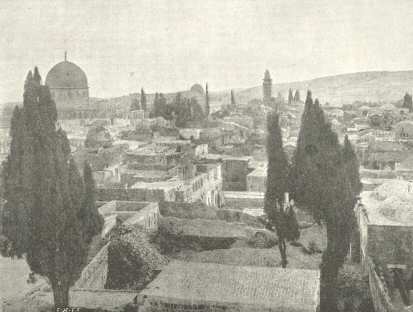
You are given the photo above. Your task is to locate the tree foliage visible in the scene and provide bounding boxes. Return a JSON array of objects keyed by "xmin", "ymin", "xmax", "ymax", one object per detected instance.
[
  {"xmin": 130, "ymin": 97, "xmax": 140, "ymax": 111},
  {"xmin": 1, "ymin": 67, "xmax": 103, "ymax": 308},
  {"xmin": 290, "ymin": 91, "xmax": 361, "ymax": 312},
  {"xmin": 264, "ymin": 112, "xmax": 290, "ymax": 267},
  {"xmin": 288, "ymin": 88, "xmax": 293, "ymax": 105},
  {"xmin": 402, "ymin": 92, "xmax": 412, "ymax": 112},
  {"xmin": 294, "ymin": 89, "xmax": 300, "ymax": 102},
  {"xmin": 230, "ymin": 89, "xmax": 236, "ymax": 109},
  {"xmin": 140, "ymin": 88, "xmax": 147, "ymax": 111},
  {"xmin": 205, "ymin": 83, "xmax": 210, "ymax": 117}
]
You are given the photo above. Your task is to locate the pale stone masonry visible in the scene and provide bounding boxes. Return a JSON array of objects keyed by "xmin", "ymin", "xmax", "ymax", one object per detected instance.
[{"xmin": 138, "ymin": 261, "xmax": 320, "ymax": 312}]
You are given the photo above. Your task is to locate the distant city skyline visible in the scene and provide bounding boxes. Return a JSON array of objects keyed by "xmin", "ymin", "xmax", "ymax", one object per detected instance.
[{"xmin": 2, "ymin": 0, "xmax": 413, "ymax": 103}]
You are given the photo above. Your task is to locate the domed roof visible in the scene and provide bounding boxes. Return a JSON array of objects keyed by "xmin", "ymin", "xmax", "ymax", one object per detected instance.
[
  {"xmin": 45, "ymin": 60, "xmax": 88, "ymax": 89},
  {"xmin": 190, "ymin": 84, "xmax": 205, "ymax": 95}
]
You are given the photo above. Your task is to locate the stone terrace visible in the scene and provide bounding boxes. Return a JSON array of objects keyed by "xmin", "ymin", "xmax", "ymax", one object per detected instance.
[{"xmin": 139, "ymin": 260, "xmax": 320, "ymax": 312}]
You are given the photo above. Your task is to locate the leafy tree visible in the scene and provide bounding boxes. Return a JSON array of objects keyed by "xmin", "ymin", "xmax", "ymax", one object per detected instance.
[
  {"xmin": 140, "ymin": 88, "xmax": 147, "ymax": 111},
  {"xmin": 288, "ymin": 88, "xmax": 293, "ymax": 105},
  {"xmin": 1, "ymin": 68, "xmax": 103, "ymax": 309},
  {"xmin": 294, "ymin": 89, "xmax": 300, "ymax": 102},
  {"xmin": 205, "ymin": 83, "xmax": 210, "ymax": 117},
  {"xmin": 230, "ymin": 89, "xmax": 236, "ymax": 109},
  {"xmin": 402, "ymin": 92, "xmax": 413, "ymax": 112},
  {"xmin": 264, "ymin": 113, "xmax": 289, "ymax": 267}
]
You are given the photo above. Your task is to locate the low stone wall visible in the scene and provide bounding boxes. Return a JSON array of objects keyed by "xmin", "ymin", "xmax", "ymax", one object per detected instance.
[
  {"xmin": 96, "ymin": 188, "xmax": 167, "ymax": 202},
  {"xmin": 74, "ymin": 243, "xmax": 109, "ymax": 289},
  {"xmin": 69, "ymin": 288, "xmax": 137, "ymax": 310},
  {"xmin": 366, "ymin": 259, "xmax": 396, "ymax": 312}
]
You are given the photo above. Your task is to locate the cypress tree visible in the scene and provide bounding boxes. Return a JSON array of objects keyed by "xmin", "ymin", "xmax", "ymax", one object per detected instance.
[
  {"xmin": 1, "ymin": 68, "xmax": 103, "ymax": 308},
  {"xmin": 291, "ymin": 93, "xmax": 360, "ymax": 312},
  {"xmin": 140, "ymin": 88, "xmax": 147, "ymax": 112},
  {"xmin": 342, "ymin": 135, "xmax": 362, "ymax": 197},
  {"xmin": 288, "ymin": 88, "xmax": 293, "ymax": 105},
  {"xmin": 293, "ymin": 89, "xmax": 300, "ymax": 102},
  {"xmin": 150, "ymin": 93, "xmax": 159, "ymax": 118},
  {"xmin": 81, "ymin": 162, "xmax": 104, "ymax": 244},
  {"xmin": 343, "ymin": 135, "xmax": 362, "ymax": 264},
  {"xmin": 205, "ymin": 83, "xmax": 210, "ymax": 117},
  {"xmin": 290, "ymin": 91, "xmax": 323, "ymax": 222},
  {"xmin": 316, "ymin": 122, "xmax": 356, "ymax": 312},
  {"xmin": 230, "ymin": 89, "xmax": 236, "ymax": 109},
  {"xmin": 264, "ymin": 112, "xmax": 289, "ymax": 267},
  {"xmin": 403, "ymin": 92, "xmax": 413, "ymax": 112}
]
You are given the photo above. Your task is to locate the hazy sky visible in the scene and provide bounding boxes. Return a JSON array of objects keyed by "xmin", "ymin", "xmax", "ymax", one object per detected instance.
[{"xmin": 1, "ymin": 0, "xmax": 413, "ymax": 102}]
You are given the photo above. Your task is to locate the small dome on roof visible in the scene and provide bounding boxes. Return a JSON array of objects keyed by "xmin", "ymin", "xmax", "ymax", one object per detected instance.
[
  {"xmin": 190, "ymin": 84, "xmax": 205, "ymax": 95},
  {"xmin": 45, "ymin": 60, "xmax": 88, "ymax": 89}
]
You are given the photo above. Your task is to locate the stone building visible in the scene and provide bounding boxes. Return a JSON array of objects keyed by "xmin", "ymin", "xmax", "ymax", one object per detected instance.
[
  {"xmin": 45, "ymin": 53, "xmax": 96, "ymax": 119},
  {"xmin": 263, "ymin": 70, "xmax": 272, "ymax": 105},
  {"xmin": 262, "ymin": 70, "xmax": 277, "ymax": 111},
  {"xmin": 246, "ymin": 166, "xmax": 267, "ymax": 193},
  {"xmin": 138, "ymin": 260, "xmax": 320, "ymax": 312},
  {"xmin": 357, "ymin": 181, "xmax": 413, "ymax": 311}
]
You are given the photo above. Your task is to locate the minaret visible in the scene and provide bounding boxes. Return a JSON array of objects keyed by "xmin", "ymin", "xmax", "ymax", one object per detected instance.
[
  {"xmin": 64, "ymin": 51, "xmax": 67, "ymax": 62},
  {"xmin": 263, "ymin": 70, "xmax": 272, "ymax": 106}
]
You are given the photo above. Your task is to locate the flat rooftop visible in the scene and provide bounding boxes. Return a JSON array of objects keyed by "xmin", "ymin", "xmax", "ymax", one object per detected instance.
[
  {"xmin": 140, "ymin": 260, "xmax": 319, "ymax": 312},
  {"xmin": 224, "ymin": 191, "xmax": 264, "ymax": 199},
  {"xmin": 360, "ymin": 191, "xmax": 413, "ymax": 226}
]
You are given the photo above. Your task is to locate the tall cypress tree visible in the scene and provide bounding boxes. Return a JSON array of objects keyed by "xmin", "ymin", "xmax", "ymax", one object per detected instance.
[
  {"xmin": 264, "ymin": 112, "xmax": 289, "ymax": 267},
  {"xmin": 316, "ymin": 122, "xmax": 356, "ymax": 312},
  {"xmin": 288, "ymin": 88, "xmax": 293, "ymax": 105},
  {"xmin": 150, "ymin": 93, "xmax": 160, "ymax": 118},
  {"xmin": 230, "ymin": 89, "xmax": 236, "ymax": 109},
  {"xmin": 140, "ymin": 88, "xmax": 147, "ymax": 112},
  {"xmin": 342, "ymin": 135, "xmax": 362, "ymax": 197},
  {"xmin": 81, "ymin": 162, "xmax": 104, "ymax": 244},
  {"xmin": 403, "ymin": 92, "xmax": 413, "ymax": 112},
  {"xmin": 290, "ymin": 91, "xmax": 323, "ymax": 222},
  {"xmin": 1, "ymin": 67, "xmax": 103, "ymax": 308},
  {"xmin": 293, "ymin": 89, "xmax": 300, "ymax": 102},
  {"xmin": 343, "ymin": 135, "xmax": 362, "ymax": 264},
  {"xmin": 291, "ymin": 93, "xmax": 360, "ymax": 312},
  {"xmin": 205, "ymin": 83, "xmax": 210, "ymax": 117}
]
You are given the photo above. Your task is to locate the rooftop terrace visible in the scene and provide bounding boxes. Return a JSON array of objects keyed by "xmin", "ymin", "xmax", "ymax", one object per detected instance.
[{"xmin": 140, "ymin": 260, "xmax": 320, "ymax": 312}]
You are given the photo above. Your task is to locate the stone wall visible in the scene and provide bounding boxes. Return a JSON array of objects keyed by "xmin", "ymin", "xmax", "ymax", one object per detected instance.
[
  {"xmin": 74, "ymin": 243, "xmax": 109, "ymax": 289},
  {"xmin": 96, "ymin": 188, "xmax": 170, "ymax": 202},
  {"xmin": 367, "ymin": 259, "xmax": 397, "ymax": 312},
  {"xmin": 223, "ymin": 192, "xmax": 264, "ymax": 211}
]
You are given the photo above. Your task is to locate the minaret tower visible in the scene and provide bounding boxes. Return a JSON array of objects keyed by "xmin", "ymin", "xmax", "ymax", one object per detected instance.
[{"xmin": 263, "ymin": 70, "xmax": 272, "ymax": 106}]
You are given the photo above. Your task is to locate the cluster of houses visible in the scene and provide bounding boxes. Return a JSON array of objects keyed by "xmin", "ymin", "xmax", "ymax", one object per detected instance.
[{"xmin": 5, "ymin": 57, "xmax": 413, "ymax": 311}]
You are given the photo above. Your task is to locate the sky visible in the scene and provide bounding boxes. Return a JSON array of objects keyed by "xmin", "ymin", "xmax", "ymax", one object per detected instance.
[{"xmin": 1, "ymin": 0, "xmax": 413, "ymax": 103}]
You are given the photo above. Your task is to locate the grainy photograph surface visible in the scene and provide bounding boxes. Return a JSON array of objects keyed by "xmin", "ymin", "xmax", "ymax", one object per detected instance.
[{"xmin": 1, "ymin": 1, "xmax": 413, "ymax": 311}]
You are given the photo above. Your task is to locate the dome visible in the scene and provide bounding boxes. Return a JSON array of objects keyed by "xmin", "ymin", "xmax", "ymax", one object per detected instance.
[
  {"xmin": 190, "ymin": 84, "xmax": 205, "ymax": 95},
  {"xmin": 45, "ymin": 60, "xmax": 88, "ymax": 89}
]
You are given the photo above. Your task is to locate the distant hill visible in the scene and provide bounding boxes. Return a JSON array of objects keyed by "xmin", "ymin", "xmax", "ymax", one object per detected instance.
[
  {"xmin": 235, "ymin": 70, "xmax": 413, "ymax": 106},
  {"xmin": 3, "ymin": 70, "xmax": 413, "ymax": 129}
]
